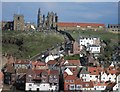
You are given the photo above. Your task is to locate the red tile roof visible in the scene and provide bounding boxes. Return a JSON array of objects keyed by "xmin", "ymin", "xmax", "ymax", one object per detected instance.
[
  {"xmin": 64, "ymin": 75, "xmax": 77, "ymax": 80},
  {"xmin": 63, "ymin": 60, "xmax": 80, "ymax": 66},
  {"xmin": 88, "ymin": 67, "xmax": 99, "ymax": 75},
  {"xmin": 48, "ymin": 69, "xmax": 59, "ymax": 75},
  {"xmin": 32, "ymin": 61, "xmax": 46, "ymax": 66},
  {"xmin": 15, "ymin": 60, "xmax": 30, "ymax": 64},
  {"xmin": 33, "ymin": 69, "xmax": 45, "ymax": 75},
  {"xmin": 47, "ymin": 60, "xmax": 57, "ymax": 65},
  {"xmin": 75, "ymin": 78, "xmax": 82, "ymax": 84},
  {"xmin": 107, "ymin": 68, "xmax": 119, "ymax": 75},
  {"xmin": 57, "ymin": 22, "xmax": 105, "ymax": 27},
  {"xmin": 16, "ymin": 68, "xmax": 28, "ymax": 74},
  {"xmin": 69, "ymin": 67, "xmax": 79, "ymax": 75}
]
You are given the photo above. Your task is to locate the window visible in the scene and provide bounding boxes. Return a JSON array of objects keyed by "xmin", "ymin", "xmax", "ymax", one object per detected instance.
[
  {"xmin": 85, "ymin": 83, "xmax": 89, "ymax": 87},
  {"xmin": 70, "ymin": 84, "xmax": 75, "ymax": 90},
  {"xmin": 70, "ymin": 80, "xmax": 74, "ymax": 83},
  {"xmin": 76, "ymin": 85, "xmax": 82, "ymax": 90},
  {"xmin": 65, "ymin": 80, "xmax": 69, "ymax": 83},
  {"xmin": 102, "ymin": 86, "xmax": 104, "ymax": 88},
  {"xmin": 29, "ymin": 84, "xmax": 32, "ymax": 86}
]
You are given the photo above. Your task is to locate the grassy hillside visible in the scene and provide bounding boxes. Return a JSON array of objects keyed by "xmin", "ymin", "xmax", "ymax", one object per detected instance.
[
  {"xmin": 67, "ymin": 30, "xmax": 120, "ymax": 46},
  {"xmin": 2, "ymin": 30, "xmax": 119, "ymax": 60},
  {"xmin": 2, "ymin": 31, "xmax": 64, "ymax": 59}
]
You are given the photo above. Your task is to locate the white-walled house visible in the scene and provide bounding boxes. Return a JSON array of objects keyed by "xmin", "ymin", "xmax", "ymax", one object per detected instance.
[
  {"xmin": 107, "ymin": 73, "xmax": 116, "ymax": 82},
  {"xmin": 79, "ymin": 68, "xmax": 90, "ymax": 82},
  {"xmin": 87, "ymin": 45, "xmax": 101, "ymax": 53},
  {"xmin": 26, "ymin": 83, "xmax": 50, "ymax": 91},
  {"xmin": 79, "ymin": 37, "xmax": 100, "ymax": 47},
  {"xmin": 26, "ymin": 83, "xmax": 57, "ymax": 91},
  {"xmin": 101, "ymin": 72, "xmax": 109, "ymax": 82},
  {"xmin": 93, "ymin": 81, "xmax": 107, "ymax": 90}
]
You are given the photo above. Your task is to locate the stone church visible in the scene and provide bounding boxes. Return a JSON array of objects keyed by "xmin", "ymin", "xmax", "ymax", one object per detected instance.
[
  {"xmin": 14, "ymin": 14, "xmax": 24, "ymax": 31},
  {"xmin": 37, "ymin": 8, "xmax": 58, "ymax": 31}
]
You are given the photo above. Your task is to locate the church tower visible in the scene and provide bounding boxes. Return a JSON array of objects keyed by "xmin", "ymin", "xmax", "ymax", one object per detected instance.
[
  {"xmin": 37, "ymin": 8, "xmax": 43, "ymax": 30},
  {"xmin": 14, "ymin": 14, "xmax": 24, "ymax": 31}
]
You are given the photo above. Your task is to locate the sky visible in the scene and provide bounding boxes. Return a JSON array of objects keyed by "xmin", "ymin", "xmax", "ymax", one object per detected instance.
[
  {"xmin": 1, "ymin": 2, "xmax": 119, "ymax": 25},
  {"xmin": 1, "ymin": 0, "xmax": 120, "ymax": 2}
]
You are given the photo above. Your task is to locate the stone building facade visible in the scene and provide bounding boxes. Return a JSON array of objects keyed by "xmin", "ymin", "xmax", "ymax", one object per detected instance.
[
  {"xmin": 2, "ymin": 21, "xmax": 14, "ymax": 31},
  {"xmin": 37, "ymin": 8, "xmax": 58, "ymax": 31},
  {"xmin": 107, "ymin": 24, "xmax": 120, "ymax": 33},
  {"xmin": 13, "ymin": 14, "xmax": 24, "ymax": 31}
]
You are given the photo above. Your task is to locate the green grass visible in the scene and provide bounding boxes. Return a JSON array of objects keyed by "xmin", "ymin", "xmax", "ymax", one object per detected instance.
[
  {"xmin": 64, "ymin": 54, "xmax": 80, "ymax": 60},
  {"xmin": 67, "ymin": 29, "xmax": 119, "ymax": 46},
  {"xmin": 2, "ymin": 29, "xmax": 119, "ymax": 60},
  {"xmin": 2, "ymin": 31, "xmax": 64, "ymax": 59}
]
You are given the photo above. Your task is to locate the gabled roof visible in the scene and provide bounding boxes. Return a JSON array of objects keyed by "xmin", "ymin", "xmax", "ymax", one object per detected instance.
[
  {"xmin": 15, "ymin": 60, "xmax": 30, "ymax": 64},
  {"xmin": 32, "ymin": 61, "xmax": 46, "ymax": 66},
  {"xmin": 63, "ymin": 60, "xmax": 80, "ymax": 66},
  {"xmin": 57, "ymin": 22, "xmax": 105, "ymax": 27},
  {"xmin": 88, "ymin": 67, "xmax": 99, "ymax": 75},
  {"xmin": 75, "ymin": 78, "xmax": 82, "ymax": 84},
  {"xmin": 47, "ymin": 60, "xmax": 57, "ymax": 65},
  {"xmin": 69, "ymin": 67, "xmax": 80, "ymax": 76},
  {"xmin": 64, "ymin": 75, "xmax": 77, "ymax": 80},
  {"xmin": 64, "ymin": 68, "xmax": 73, "ymax": 75},
  {"xmin": 16, "ymin": 68, "xmax": 28, "ymax": 74},
  {"xmin": 107, "ymin": 68, "xmax": 119, "ymax": 75},
  {"xmin": 33, "ymin": 69, "xmax": 46, "ymax": 75},
  {"xmin": 48, "ymin": 69, "xmax": 59, "ymax": 75}
]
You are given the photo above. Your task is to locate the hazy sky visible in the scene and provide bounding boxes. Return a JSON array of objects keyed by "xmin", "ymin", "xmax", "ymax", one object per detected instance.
[{"xmin": 2, "ymin": 2, "xmax": 118, "ymax": 25}]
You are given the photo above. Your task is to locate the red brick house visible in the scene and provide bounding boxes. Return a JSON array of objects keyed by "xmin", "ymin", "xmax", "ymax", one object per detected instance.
[{"xmin": 32, "ymin": 61, "xmax": 48, "ymax": 69}]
